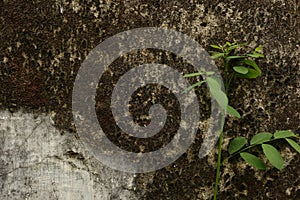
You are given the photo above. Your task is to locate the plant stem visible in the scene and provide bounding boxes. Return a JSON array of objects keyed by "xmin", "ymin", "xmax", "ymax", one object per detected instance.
[
  {"xmin": 213, "ymin": 56, "xmax": 230, "ymax": 200},
  {"xmin": 224, "ymin": 58, "xmax": 230, "ymax": 94},
  {"xmin": 213, "ymin": 122, "xmax": 224, "ymax": 200},
  {"xmin": 225, "ymin": 74, "xmax": 234, "ymax": 94}
]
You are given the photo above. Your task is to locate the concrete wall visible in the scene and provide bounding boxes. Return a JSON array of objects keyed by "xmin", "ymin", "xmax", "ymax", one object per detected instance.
[{"xmin": 0, "ymin": 0, "xmax": 299, "ymax": 199}]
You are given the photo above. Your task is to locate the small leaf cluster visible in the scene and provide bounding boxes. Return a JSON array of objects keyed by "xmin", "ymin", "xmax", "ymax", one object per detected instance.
[
  {"xmin": 183, "ymin": 70, "xmax": 238, "ymax": 117},
  {"xmin": 210, "ymin": 42, "xmax": 264, "ymax": 79},
  {"xmin": 228, "ymin": 130, "xmax": 300, "ymax": 170},
  {"xmin": 184, "ymin": 42, "xmax": 264, "ymax": 118}
]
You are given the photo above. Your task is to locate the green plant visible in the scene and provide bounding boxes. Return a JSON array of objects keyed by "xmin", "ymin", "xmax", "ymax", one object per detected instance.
[
  {"xmin": 184, "ymin": 42, "xmax": 300, "ymax": 200},
  {"xmin": 226, "ymin": 130, "xmax": 300, "ymax": 170}
]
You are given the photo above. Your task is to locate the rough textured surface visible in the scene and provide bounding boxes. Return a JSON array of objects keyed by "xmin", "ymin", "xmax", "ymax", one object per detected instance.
[
  {"xmin": 0, "ymin": 110, "xmax": 139, "ymax": 200},
  {"xmin": 0, "ymin": 0, "xmax": 299, "ymax": 199}
]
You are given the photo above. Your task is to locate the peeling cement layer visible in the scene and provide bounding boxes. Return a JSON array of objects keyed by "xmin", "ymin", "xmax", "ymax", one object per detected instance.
[{"xmin": 0, "ymin": 110, "xmax": 139, "ymax": 200}]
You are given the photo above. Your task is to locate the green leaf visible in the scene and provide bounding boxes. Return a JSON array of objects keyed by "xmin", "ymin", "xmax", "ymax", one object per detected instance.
[
  {"xmin": 235, "ymin": 68, "xmax": 261, "ymax": 79},
  {"xmin": 255, "ymin": 46, "xmax": 263, "ymax": 52},
  {"xmin": 274, "ymin": 130, "xmax": 296, "ymax": 139},
  {"xmin": 244, "ymin": 59, "xmax": 261, "ymax": 74},
  {"xmin": 236, "ymin": 59, "xmax": 261, "ymax": 78},
  {"xmin": 247, "ymin": 52, "xmax": 264, "ymax": 58},
  {"xmin": 228, "ymin": 137, "xmax": 247, "ymax": 155},
  {"xmin": 210, "ymin": 76, "xmax": 223, "ymax": 85},
  {"xmin": 210, "ymin": 44, "xmax": 222, "ymax": 49},
  {"xmin": 226, "ymin": 105, "xmax": 241, "ymax": 118},
  {"xmin": 226, "ymin": 55, "xmax": 246, "ymax": 60},
  {"xmin": 225, "ymin": 42, "xmax": 232, "ymax": 46},
  {"xmin": 183, "ymin": 81, "xmax": 206, "ymax": 93},
  {"xmin": 285, "ymin": 138, "xmax": 300, "ymax": 154},
  {"xmin": 240, "ymin": 152, "xmax": 266, "ymax": 170},
  {"xmin": 227, "ymin": 44, "xmax": 240, "ymax": 52},
  {"xmin": 235, "ymin": 59, "xmax": 262, "ymax": 79},
  {"xmin": 210, "ymin": 89, "xmax": 228, "ymax": 109},
  {"xmin": 206, "ymin": 77, "xmax": 227, "ymax": 108},
  {"xmin": 206, "ymin": 71, "xmax": 215, "ymax": 75},
  {"xmin": 262, "ymin": 144, "xmax": 284, "ymax": 170},
  {"xmin": 250, "ymin": 132, "xmax": 273, "ymax": 145},
  {"xmin": 256, "ymin": 53, "xmax": 264, "ymax": 57},
  {"xmin": 184, "ymin": 72, "xmax": 202, "ymax": 78},
  {"xmin": 211, "ymin": 52, "xmax": 224, "ymax": 59},
  {"xmin": 206, "ymin": 77, "xmax": 221, "ymax": 90},
  {"xmin": 233, "ymin": 66, "xmax": 249, "ymax": 74}
]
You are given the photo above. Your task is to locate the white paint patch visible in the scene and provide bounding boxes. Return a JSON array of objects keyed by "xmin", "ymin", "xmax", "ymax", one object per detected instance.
[{"xmin": 0, "ymin": 110, "xmax": 139, "ymax": 200}]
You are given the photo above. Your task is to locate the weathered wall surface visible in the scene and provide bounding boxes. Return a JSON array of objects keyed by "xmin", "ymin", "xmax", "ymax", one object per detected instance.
[
  {"xmin": 0, "ymin": 0, "xmax": 299, "ymax": 199},
  {"xmin": 0, "ymin": 111, "xmax": 139, "ymax": 199}
]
